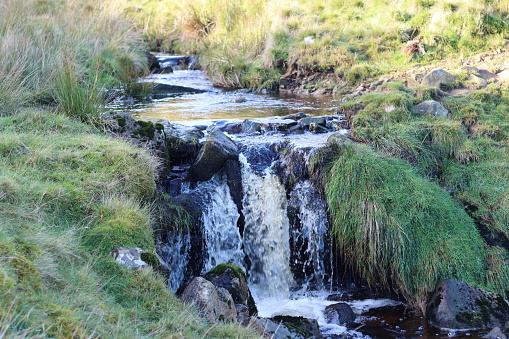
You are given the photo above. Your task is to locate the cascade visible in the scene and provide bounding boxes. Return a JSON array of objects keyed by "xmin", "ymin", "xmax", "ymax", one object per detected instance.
[
  {"xmin": 239, "ymin": 153, "xmax": 295, "ymax": 300},
  {"xmin": 158, "ymin": 231, "xmax": 190, "ymax": 292},
  {"xmin": 182, "ymin": 173, "xmax": 245, "ymax": 272}
]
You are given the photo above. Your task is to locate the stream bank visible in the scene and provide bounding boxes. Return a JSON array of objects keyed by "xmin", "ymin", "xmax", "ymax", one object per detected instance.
[{"xmin": 106, "ymin": 60, "xmax": 509, "ymax": 338}]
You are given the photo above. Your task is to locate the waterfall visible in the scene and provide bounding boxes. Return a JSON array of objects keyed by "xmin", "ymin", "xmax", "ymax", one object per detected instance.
[
  {"xmin": 182, "ymin": 173, "xmax": 245, "ymax": 272},
  {"xmin": 288, "ymin": 180, "xmax": 330, "ymax": 292},
  {"xmin": 158, "ymin": 231, "xmax": 190, "ymax": 292},
  {"xmin": 164, "ymin": 143, "xmax": 332, "ymax": 301},
  {"xmin": 239, "ymin": 153, "xmax": 295, "ymax": 300}
]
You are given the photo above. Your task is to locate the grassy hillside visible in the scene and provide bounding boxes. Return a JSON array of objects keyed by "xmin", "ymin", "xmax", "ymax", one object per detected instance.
[
  {"xmin": 0, "ymin": 0, "xmax": 258, "ymax": 337},
  {"xmin": 122, "ymin": 0, "xmax": 509, "ymax": 88},
  {"xmin": 0, "ymin": 109, "xmax": 258, "ymax": 338}
]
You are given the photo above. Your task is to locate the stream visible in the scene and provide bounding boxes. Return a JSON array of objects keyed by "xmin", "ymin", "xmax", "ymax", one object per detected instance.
[{"xmin": 109, "ymin": 63, "xmax": 488, "ymax": 339}]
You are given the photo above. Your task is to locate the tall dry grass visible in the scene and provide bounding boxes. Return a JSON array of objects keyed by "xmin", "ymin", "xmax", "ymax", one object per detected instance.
[{"xmin": 0, "ymin": 0, "xmax": 147, "ymax": 120}]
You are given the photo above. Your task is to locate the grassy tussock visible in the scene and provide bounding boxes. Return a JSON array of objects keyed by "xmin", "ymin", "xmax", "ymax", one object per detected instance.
[
  {"xmin": 321, "ymin": 142, "xmax": 508, "ymax": 311},
  {"xmin": 122, "ymin": 0, "xmax": 509, "ymax": 87},
  {"xmin": 0, "ymin": 109, "xmax": 258, "ymax": 338}
]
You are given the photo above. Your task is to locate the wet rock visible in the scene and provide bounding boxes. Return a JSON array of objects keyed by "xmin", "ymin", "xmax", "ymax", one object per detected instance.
[
  {"xmin": 190, "ymin": 128, "xmax": 239, "ymax": 182},
  {"xmin": 484, "ymin": 327, "xmax": 507, "ymax": 339},
  {"xmin": 149, "ymin": 83, "xmax": 206, "ymax": 96},
  {"xmin": 271, "ymin": 316, "xmax": 323, "ymax": 339},
  {"xmin": 156, "ymin": 66, "xmax": 174, "ymax": 74},
  {"xmin": 253, "ymin": 117, "xmax": 298, "ymax": 132},
  {"xmin": 111, "ymin": 247, "xmax": 147, "ymax": 269},
  {"xmin": 145, "ymin": 51, "xmax": 160, "ymax": 71},
  {"xmin": 327, "ymin": 133, "xmax": 351, "ymax": 144},
  {"xmin": 421, "ymin": 68, "xmax": 457, "ymax": 88},
  {"xmin": 235, "ymin": 304, "xmax": 250, "ymax": 325},
  {"xmin": 219, "ymin": 122, "xmax": 242, "ymax": 134},
  {"xmin": 309, "ymin": 123, "xmax": 329, "ymax": 134},
  {"xmin": 324, "ymin": 303, "xmax": 356, "ymax": 325},
  {"xmin": 241, "ymin": 119, "xmax": 262, "ymax": 134},
  {"xmin": 181, "ymin": 277, "xmax": 237, "ymax": 323},
  {"xmin": 164, "ymin": 123, "xmax": 202, "ymax": 165},
  {"xmin": 224, "ymin": 160, "xmax": 245, "ymax": 234},
  {"xmin": 232, "ymin": 96, "xmax": 247, "ymax": 103},
  {"xmin": 250, "ymin": 317, "xmax": 296, "ymax": 339},
  {"xmin": 284, "ymin": 112, "xmax": 307, "ymax": 120},
  {"xmin": 204, "ymin": 264, "xmax": 257, "ymax": 316},
  {"xmin": 298, "ymin": 116, "xmax": 327, "ymax": 129},
  {"xmin": 426, "ymin": 279, "xmax": 509, "ymax": 331},
  {"xmin": 412, "ymin": 100, "xmax": 449, "ymax": 118}
]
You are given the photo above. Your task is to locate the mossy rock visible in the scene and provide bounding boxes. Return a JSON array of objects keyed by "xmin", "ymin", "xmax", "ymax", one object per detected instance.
[
  {"xmin": 208, "ymin": 263, "xmax": 246, "ymax": 278},
  {"xmin": 205, "ymin": 264, "xmax": 257, "ymax": 316},
  {"xmin": 140, "ymin": 252, "xmax": 159, "ymax": 268}
]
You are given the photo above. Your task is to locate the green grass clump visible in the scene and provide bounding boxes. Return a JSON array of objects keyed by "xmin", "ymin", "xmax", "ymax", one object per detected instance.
[
  {"xmin": 322, "ymin": 142, "xmax": 508, "ymax": 311},
  {"xmin": 0, "ymin": 109, "xmax": 259, "ymax": 338}
]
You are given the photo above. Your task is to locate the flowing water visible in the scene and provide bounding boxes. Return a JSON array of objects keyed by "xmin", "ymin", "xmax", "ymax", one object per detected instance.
[{"xmin": 111, "ymin": 64, "xmax": 489, "ymax": 338}]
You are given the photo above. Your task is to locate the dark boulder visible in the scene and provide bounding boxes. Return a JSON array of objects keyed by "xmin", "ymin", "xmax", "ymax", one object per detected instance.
[
  {"xmin": 145, "ymin": 51, "xmax": 160, "ymax": 71},
  {"xmin": 324, "ymin": 303, "xmax": 356, "ymax": 325},
  {"xmin": 204, "ymin": 264, "xmax": 257, "ymax": 316},
  {"xmin": 426, "ymin": 279, "xmax": 509, "ymax": 331},
  {"xmin": 190, "ymin": 128, "xmax": 239, "ymax": 182}
]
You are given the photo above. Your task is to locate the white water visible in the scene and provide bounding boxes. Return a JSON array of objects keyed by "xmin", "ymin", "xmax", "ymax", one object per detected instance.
[
  {"xmin": 240, "ymin": 153, "xmax": 295, "ymax": 300},
  {"xmin": 289, "ymin": 180, "xmax": 330, "ymax": 291},
  {"xmin": 160, "ymin": 231, "xmax": 190, "ymax": 292},
  {"xmin": 182, "ymin": 173, "xmax": 245, "ymax": 272}
]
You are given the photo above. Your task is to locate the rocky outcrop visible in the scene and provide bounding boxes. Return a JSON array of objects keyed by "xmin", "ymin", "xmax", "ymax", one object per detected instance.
[
  {"xmin": 190, "ymin": 128, "xmax": 239, "ymax": 182},
  {"xmin": 426, "ymin": 279, "xmax": 509, "ymax": 331},
  {"xmin": 204, "ymin": 264, "xmax": 257, "ymax": 318},
  {"xmin": 412, "ymin": 100, "xmax": 449, "ymax": 118},
  {"xmin": 181, "ymin": 276, "xmax": 238, "ymax": 323},
  {"xmin": 421, "ymin": 68, "xmax": 457, "ymax": 88}
]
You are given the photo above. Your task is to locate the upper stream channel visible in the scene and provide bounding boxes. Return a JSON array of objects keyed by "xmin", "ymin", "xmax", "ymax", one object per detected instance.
[{"xmin": 108, "ymin": 59, "xmax": 486, "ymax": 339}]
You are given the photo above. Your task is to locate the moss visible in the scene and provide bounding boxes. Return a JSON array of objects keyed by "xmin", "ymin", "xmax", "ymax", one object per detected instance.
[
  {"xmin": 134, "ymin": 120, "xmax": 156, "ymax": 140},
  {"xmin": 208, "ymin": 263, "xmax": 246, "ymax": 278},
  {"xmin": 10, "ymin": 254, "xmax": 42, "ymax": 292},
  {"xmin": 115, "ymin": 115, "xmax": 127, "ymax": 128},
  {"xmin": 140, "ymin": 252, "xmax": 159, "ymax": 268},
  {"xmin": 45, "ymin": 303, "xmax": 88, "ymax": 339},
  {"xmin": 272, "ymin": 316, "xmax": 313, "ymax": 337},
  {"xmin": 154, "ymin": 122, "xmax": 164, "ymax": 131}
]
